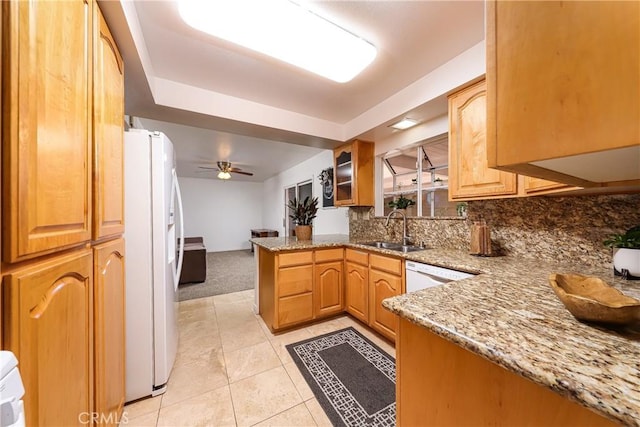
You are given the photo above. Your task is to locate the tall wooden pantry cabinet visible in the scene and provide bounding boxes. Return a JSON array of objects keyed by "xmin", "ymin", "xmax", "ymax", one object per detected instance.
[{"xmin": 1, "ymin": 1, "xmax": 126, "ymax": 425}]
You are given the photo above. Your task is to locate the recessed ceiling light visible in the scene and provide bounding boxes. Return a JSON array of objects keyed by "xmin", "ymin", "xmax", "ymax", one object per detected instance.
[
  {"xmin": 177, "ymin": 0, "xmax": 377, "ymax": 83},
  {"xmin": 389, "ymin": 118, "xmax": 419, "ymax": 130}
]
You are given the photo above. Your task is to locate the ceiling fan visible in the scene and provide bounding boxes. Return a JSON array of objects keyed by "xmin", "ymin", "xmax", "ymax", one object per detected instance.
[{"xmin": 198, "ymin": 161, "xmax": 254, "ymax": 180}]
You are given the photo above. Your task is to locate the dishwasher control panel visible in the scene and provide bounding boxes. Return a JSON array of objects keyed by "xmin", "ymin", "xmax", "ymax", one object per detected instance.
[{"xmin": 405, "ymin": 261, "xmax": 476, "ymax": 293}]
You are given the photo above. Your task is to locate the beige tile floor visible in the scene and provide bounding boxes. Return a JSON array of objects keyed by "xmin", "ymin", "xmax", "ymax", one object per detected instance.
[{"xmin": 124, "ymin": 289, "xmax": 395, "ymax": 426}]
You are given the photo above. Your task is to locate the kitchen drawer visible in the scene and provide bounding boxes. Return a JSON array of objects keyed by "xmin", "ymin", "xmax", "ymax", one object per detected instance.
[
  {"xmin": 315, "ymin": 248, "xmax": 343, "ymax": 263},
  {"xmin": 278, "ymin": 265, "xmax": 313, "ymax": 297},
  {"xmin": 278, "ymin": 293, "xmax": 313, "ymax": 327},
  {"xmin": 370, "ymin": 254, "xmax": 402, "ymax": 275},
  {"xmin": 346, "ymin": 248, "xmax": 369, "ymax": 265},
  {"xmin": 278, "ymin": 251, "xmax": 313, "ymax": 267}
]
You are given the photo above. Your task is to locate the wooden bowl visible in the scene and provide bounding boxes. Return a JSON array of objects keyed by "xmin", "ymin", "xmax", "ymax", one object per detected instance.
[{"xmin": 548, "ymin": 273, "xmax": 640, "ymax": 325}]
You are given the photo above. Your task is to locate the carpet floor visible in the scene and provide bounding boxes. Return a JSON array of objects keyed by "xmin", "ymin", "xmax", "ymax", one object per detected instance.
[
  {"xmin": 287, "ymin": 327, "xmax": 396, "ymax": 427},
  {"xmin": 178, "ymin": 250, "xmax": 255, "ymax": 301}
]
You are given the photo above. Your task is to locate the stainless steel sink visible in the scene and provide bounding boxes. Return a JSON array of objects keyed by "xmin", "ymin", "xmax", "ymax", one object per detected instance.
[{"xmin": 362, "ymin": 241, "xmax": 426, "ymax": 253}]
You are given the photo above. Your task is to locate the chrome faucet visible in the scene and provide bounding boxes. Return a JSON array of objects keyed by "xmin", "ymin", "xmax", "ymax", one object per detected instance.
[{"xmin": 385, "ymin": 209, "xmax": 412, "ymax": 246}]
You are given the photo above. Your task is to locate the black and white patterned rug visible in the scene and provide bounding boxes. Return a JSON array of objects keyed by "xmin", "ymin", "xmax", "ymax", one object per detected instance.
[{"xmin": 286, "ymin": 327, "xmax": 396, "ymax": 427}]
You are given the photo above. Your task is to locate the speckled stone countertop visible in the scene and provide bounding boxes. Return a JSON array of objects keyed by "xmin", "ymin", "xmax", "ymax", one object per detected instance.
[{"xmin": 252, "ymin": 234, "xmax": 640, "ymax": 426}]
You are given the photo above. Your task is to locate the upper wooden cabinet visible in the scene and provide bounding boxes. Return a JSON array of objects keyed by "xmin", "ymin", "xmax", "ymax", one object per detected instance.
[
  {"xmin": 448, "ymin": 80, "xmax": 517, "ymax": 200},
  {"xmin": 334, "ymin": 140, "xmax": 375, "ymax": 206},
  {"xmin": 486, "ymin": 1, "xmax": 640, "ymax": 189},
  {"xmin": 3, "ymin": 249, "xmax": 94, "ymax": 426},
  {"xmin": 449, "ymin": 80, "xmax": 578, "ymax": 200},
  {"xmin": 523, "ymin": 177, "xmax": 572, "ymax": 196},
  {"xmin": 2, "ymin": 0, "xmax": 93, "ymax": 262},
  {"xmin": 93, "ymin": 5, "xmax": 125, "ymax": 240}
]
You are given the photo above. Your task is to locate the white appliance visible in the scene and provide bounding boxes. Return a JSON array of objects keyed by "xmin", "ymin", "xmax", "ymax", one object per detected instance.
[
  {"xmin": 124, "ymin": 129, "xmax": 185, "ymax": 402},
  {"xmin": 405, "ymin": 261, "xmax": 475, "ymax": 292},
  {"xmin": 0, "ymin": 351, "xmax": 25, "ymax": 427}
]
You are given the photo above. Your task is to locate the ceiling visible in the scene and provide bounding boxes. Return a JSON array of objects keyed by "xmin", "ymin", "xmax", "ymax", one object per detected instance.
[
  {"xmin": 136, "ymin": 117, "xmax": 323, "ymax": 182},
  {"xmin": 100, "ymin": 1, "xmax": 485, "ymax": 181}
]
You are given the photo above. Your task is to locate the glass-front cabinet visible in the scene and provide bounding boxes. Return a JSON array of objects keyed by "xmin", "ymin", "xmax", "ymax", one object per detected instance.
[
  {"xmin": 382, "ymin": 137, "xmax": 458, "ymax": 217},
  {"xmin": 334, "ymin": 140, "xmax": 374, "ymax": 206},
  {"xmin": 335, "ymin": 149, "xmax": 353, "ymax": 203}
]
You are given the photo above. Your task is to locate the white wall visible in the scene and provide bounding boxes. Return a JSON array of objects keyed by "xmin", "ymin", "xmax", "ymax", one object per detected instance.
[
  {"xmin": 179, "ymin": 177, "xmax": 264, "ymax": 252},
  {"xmin": 262, "ymin": 150, "xmax": 349, "ymax": 237}
]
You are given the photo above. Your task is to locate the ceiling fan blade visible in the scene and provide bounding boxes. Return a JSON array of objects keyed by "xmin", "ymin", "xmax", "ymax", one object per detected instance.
[
  {"xmin": 198, "ymin": 166, "xmax": 218, "ymax": 170},
  {"xmin": 231, "ymin": 170, "xmax": 254, "ymax": 176}
]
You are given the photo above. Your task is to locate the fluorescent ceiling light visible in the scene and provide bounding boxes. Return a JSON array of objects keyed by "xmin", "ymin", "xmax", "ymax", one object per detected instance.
[
  {"xmin": 178, "ymin": 0, "xmax": 377, "ymax": 83},
  {"xmin": 389, "ymin": 118, "xmax": 419, "ymax": 130}
]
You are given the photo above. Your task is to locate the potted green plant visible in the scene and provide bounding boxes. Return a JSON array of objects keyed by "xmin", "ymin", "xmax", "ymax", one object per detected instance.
[
  {"xmin": 456, "ymin": 202, "xmax": 468, "ymax": 217},
  {"xmin": 387, "ymin": 195, "xmax": 415, "ymax": 210},
  {"xmin": 603, "ymin": 225, "xmax": 640, "ymax": 279},
  {"xmin": 287, "ymin": 196, "xmax": 318, "ymax": 241}
]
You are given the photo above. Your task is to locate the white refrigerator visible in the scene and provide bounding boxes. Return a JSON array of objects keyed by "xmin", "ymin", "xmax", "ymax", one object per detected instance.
[{"xmin": 124, "ymin": 129, "xmax": 184, "ymax": 402}]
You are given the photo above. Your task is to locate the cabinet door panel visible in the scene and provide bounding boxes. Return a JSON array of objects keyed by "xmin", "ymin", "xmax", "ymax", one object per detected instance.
[
  {"xmin": 3, "ymin": 0, "xmax": 92, "ymax": 261},
  {"xmin": 345, "ymin": 261, "xmax": 368, "ymax": 323},
  {"xmin": 314, "ymin": 261, "xmax": 343, "ymax": 318},
  {"xmin": 4, "ymin": 249, "xmax": 93, "ymax": 426},
  {"xmin": 449, "ymin": 81, "xmax": 517, "ymax": 200},
  {"xmin": 93, "ymin": 6, "xmax": 124, "ymax": 240},
  {"xmin": 94, "ymin": 238, "xmax": 125, "ymax": 426},
  {"xmin": 369, "ymin": 269, "xmax": 401, "ymax": 341}
]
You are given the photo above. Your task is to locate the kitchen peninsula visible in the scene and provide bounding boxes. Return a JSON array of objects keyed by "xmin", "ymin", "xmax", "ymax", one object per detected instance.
[{"xmin": 252, "ymin": 234, "xmax": 640, "ymax": 426}]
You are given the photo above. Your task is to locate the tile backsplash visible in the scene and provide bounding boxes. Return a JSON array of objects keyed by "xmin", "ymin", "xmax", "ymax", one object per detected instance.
[{"xmin": 349, "ymin": 194, "xmax": 640, "ymax": 269}]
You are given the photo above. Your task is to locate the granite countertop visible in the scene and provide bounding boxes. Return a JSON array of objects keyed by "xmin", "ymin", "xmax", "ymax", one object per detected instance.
[{"xmin": 252, "ymin": 234, "xmax": 640, "ymax": 426}]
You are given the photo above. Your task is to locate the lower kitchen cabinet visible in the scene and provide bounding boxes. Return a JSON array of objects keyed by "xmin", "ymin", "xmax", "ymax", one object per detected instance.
[
  {"xmin": 93, "ymin": 238, "xmax": 125, "ymax": 426},
  {"xmin": 314, "ymin": 261, "xmax": 344, "ymax": 317},
  {"xmin": 345, "ymin": 260, "xmax": 369, "ymax": 323},
  {"xmin": 277, "ymin": 262, "xmax": 313, "ymax": 328},
  {"xmin": 396, "ymin": 318, "xmax": 615, "ymax": 426},
  {"xmin": 314, "ymin": 248, "xmax": 344, "ymax": 318},
  {"xmin": 3, "ymin": 249, "xmax": 94, "ymax": 426},
  {"xmin": 258, "ymin": 246, "xmax": 403, "ymax": 340},
  {"xmin": 368, "ymin": 253, "xmax": 404, "ymax": 341},
  {"xmin": 369, "ymin": 269, "xmax": 402, "ymax": 341}
]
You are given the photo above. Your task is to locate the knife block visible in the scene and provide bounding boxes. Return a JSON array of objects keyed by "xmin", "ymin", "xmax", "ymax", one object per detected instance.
[{"xmin": 470, "ymin": 220, "xmax": 492, "ymax": 256}]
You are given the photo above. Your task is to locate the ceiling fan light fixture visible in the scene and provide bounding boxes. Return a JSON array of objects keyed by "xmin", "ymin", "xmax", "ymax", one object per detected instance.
[
  {"xmin": 389, "ymin": 118, "xmax": 419, "ymax": 130},
  {"xmin": 177, "ymin": 0, "xmax": 377, "ymax": 83},
  {"xmin": 217, "ymin": 171, "xmax": 232, "ymax": 180}
]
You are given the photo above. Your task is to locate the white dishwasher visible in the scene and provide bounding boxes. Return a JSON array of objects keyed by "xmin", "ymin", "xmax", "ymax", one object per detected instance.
[
  {"xmin": 406, "ymin": 261, "xmax": 475, "ymax": 292},
  {"xmin": 0, "ymin": 351, "xmax": 25, "ymax": 427}
]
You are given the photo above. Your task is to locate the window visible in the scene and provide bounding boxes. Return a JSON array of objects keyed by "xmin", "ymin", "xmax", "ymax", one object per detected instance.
[
  {"xmin": 284, "ymin": 179, "xmax": 313, "ymax": 236},
  {"xmin": 381, "ymin": 136, "xmax": 457, "ymax": 217}
]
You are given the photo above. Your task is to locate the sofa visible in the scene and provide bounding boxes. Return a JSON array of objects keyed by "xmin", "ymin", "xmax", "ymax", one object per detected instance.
[{"xmin": 179, "ymin": 237, "xmax": 207, "ymax": 284}]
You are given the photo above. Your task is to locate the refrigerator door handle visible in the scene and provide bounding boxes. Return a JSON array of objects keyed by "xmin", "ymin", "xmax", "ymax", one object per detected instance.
[{"xmin": 173, "ymin": 170, "xmax": 185, "ymax": 290}]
